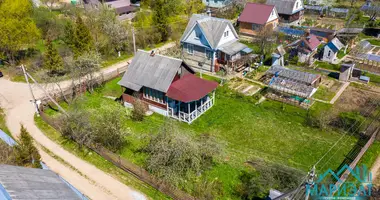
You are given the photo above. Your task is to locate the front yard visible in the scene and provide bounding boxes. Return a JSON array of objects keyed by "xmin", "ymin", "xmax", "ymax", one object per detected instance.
[{"xmin": 38, "ymin": 75, "xmax": 359, "ymax": 199}]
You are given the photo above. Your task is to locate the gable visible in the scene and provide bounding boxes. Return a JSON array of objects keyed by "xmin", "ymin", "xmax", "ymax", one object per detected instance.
[
  {"xmin": 292, "ymin": 0, "xmax": 303, "ymax": 13},
  {"xmin": 183, "ymin": 24, "xmax": 211, "ymax": 48},
  {"xmin": 181, "ymin": 14, "xmax": 238, "ymax": 49},
  {"xmin": 217, "ymin": 25, "xmax": 238, "ymax": 47},
  {"xmin": 239, "ymin": 3, "xmax": 276, "ymax": 25},
  {"xmin": 267, "ymin": 7, "xmax": 279, "ymax": 22}
]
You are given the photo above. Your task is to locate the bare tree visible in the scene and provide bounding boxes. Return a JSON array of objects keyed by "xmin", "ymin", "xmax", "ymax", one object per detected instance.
[
  {"xmin": 255, "ymin": 24, "xmax": 275, "ymax": 58},
  {"xmin": 71, "ymin": 52, "xmax": 101, "ymax": 94}
]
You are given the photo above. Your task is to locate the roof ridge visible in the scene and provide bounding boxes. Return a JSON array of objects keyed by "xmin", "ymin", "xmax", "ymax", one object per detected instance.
[
  {"xmin": 137, "ymin": 49, "xmax": 183, "ymax": 62},
  {"xmin": 246, "ymin": 2, "xmax": 275, "ymax": 7}
]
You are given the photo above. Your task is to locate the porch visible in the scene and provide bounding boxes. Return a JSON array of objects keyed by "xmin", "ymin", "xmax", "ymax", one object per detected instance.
[
  {"xmin": 165, "ymin": 73, "xmax": 218, "ymax": 124},
  {"xmin": 217, "ymin": 41, "xmax": 253, "ymax": 73},
  {"xmin": 167, "ymin": 92, "xmax": 215, "ymax": 124}
]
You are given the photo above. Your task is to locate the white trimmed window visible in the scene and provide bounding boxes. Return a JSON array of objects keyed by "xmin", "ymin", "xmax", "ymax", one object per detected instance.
[
  {"xmin": 187, "ymin": 44, "xmax": 194, "ymax": 54},
  {"xmin": 224, "ymin": 31, "xmax": 229, "ymax": 37}
]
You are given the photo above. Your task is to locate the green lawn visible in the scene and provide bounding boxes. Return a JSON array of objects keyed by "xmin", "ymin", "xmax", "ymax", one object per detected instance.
[
  {"xmin": 362, "ymin": 72, "xmax": 380, "ymax": 85},
  {"xmin": 315, "ymin": 61, "xmax": 340, "ymax": 71},
  {"xmin": 42, "ymin": 77, "xmax": 358, "ymax": 199},
  {"xmin": 313, "ymin": 86, "xmax": 336, "ymax": 101},
  {"xmin": 367, "ymin": 39, "xmax": 380, "ymax": 46}
]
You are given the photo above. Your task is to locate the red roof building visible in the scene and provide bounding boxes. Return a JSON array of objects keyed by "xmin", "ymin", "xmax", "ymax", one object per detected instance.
[
  {"xmin": 118, "ymin": 50, "xmax": 218, "ymax": 124},
  {"xmin": 238, "ymin": 3, "xmax": 279, "ymax": 37}
]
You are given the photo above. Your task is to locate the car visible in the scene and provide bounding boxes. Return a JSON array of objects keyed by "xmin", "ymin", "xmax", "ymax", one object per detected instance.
[{"xmin": 0, "ymin": 71, "xmax": 3, "ymax": 78}]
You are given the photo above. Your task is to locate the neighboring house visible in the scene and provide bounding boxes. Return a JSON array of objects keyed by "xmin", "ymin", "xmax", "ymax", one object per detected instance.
[
  {"xmin": 266, "ymin": 0, "xmax": 304, "ymax": 25},
  {"xmin": 265, "ymin": 65, "xmax": 321, "ymax": 108},
  {"xmin": 118, "ymin": 50, "xmax": 218, "ymax": 124},
  {"xmin": 292, "ymin": 34, "xmax": 321, "ymax": 64},
  {"xmin": 238, "ymin": 3, "xmax": 279, "ymax": 37},
  {"xmin": 180, "ymin": 14, "xmax": 253, "ymax": 73},
  {"xmin": 83, "ymin": 0, "xmax": 137, "ymax": 20},
  {"xmin": 322, "ymin": 37, "xmax": 345, "ymax": 63},
  {"xmin": 0, "ymin": 164, "xmax": 83, "ymax": 200},
  {"xmin": 202, "ymin": 0, "xmax": 230, "ymax": 8}
]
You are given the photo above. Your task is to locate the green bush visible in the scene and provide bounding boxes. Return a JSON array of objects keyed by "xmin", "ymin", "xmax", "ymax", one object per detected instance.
[{"xmin": 131, "ymin": 99, "xmax": 146, "ymax": 121}]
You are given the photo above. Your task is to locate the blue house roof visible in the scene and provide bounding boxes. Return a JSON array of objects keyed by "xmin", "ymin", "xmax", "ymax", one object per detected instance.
[{"xmin": 278, "ymin": 27, "xmax": 305, "ymax": 36}]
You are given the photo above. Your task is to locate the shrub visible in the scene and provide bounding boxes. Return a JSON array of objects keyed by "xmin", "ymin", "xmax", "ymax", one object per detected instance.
[
  {"xmin": 14, "ymin": 125, "xmax": 41, "ymax": 168},
  {"xmin": 131, "ymin": 99, "xmax": 146, "ymax": 121},
  {"xmin": 145, "ymin": 122, "xmax": 222, "ymax": 186}
]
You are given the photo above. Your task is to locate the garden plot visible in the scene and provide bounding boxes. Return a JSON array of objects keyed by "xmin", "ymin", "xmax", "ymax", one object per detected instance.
[
  {"xmin": 313, "ymin": 79, "xmax": 342, "ymax": 101},
  {"xmin": 228, "ymin": 78, "xmax": 262, "ymax": 96}
]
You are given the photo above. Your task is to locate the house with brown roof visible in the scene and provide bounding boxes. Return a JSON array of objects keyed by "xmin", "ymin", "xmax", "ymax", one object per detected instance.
[
  {"xmin": 288, "ymin": 32, "xmax": 321, "ymax": 64},
  {"xmin": 266, "ymin": 0, "xmax": 304, "ymax": 25},
  {"xmin": 238, "ymin": 3, "xmax": 279, "ymax": 37},
  {"xmin": 118, "ymin": 50, "xmax": 218, "ymax": 124}
]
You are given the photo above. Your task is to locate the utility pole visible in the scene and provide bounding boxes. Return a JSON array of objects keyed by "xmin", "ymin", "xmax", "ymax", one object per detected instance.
[
  {"xmin": 132, "ymin": 27, "xmax": 136, "ymax": 54},
  {"xmin": 21, "ymin": 65, "xmax": 39, "ymax": 116},
  {"xmin": 25, "ymin": 72, "xmax": 68, "ymax": 116}
]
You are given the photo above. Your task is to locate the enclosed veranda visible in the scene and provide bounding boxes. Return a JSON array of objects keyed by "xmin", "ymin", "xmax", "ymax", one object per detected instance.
[{"xmin": 165, "ymin": 74, "xmax": 218, "ymax": 124}]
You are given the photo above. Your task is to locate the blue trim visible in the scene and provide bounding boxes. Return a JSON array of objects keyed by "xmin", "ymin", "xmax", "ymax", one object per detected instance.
[
  {"xmin": 0, "ymin": 129, "xmax": 16, "ymax": 147},
  {"xmin": 327, "ymin": 42, "xmax": 339, "ymax": 53},
  {"xmin": 0, "ymin": 183, "xmax": 11, "ymax": 200}
]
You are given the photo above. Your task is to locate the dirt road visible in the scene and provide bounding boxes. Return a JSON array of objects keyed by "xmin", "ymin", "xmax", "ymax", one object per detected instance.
[{"xmin": 0, "ymin": 42, "xmax": 176, "ymax": 199}]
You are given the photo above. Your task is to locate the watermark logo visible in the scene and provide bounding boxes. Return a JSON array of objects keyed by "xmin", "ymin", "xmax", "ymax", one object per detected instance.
[{"xmin": 306, "ymin": 164, "xmax": 372, "ymax": 199}]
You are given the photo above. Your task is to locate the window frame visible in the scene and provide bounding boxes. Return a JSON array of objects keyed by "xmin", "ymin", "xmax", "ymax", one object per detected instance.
[{"xmin": 187, "ymin": 44, "xmax": 194, "ymax": 54}]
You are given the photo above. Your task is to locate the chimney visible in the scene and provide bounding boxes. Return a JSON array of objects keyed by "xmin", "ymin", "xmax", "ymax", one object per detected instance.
[
  {"xmin": 150, "ymin": 50, "xmax": 156, "ymax": 57},
  {"xmin": 206, "ymin": 7, "xmax": 211, "ymax": 17}
]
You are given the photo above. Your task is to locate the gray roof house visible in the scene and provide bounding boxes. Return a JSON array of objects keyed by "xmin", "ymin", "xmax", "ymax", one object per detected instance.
[
  {"xmin": 118, "ymin": 50, "xmax": 218, "ymax": 124},
  {"xmin": 0, "ymin": 164, "xmax": 82, "ymax": 200},
  {"xmin": 180, "ymin": 14, "xmax": 252, "ymax": 73},
  {"xmin": 266, "ymin": 0, "xmax": 304, "ymax": 24}
]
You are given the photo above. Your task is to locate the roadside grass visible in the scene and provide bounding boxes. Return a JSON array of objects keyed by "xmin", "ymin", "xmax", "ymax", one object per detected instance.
[
  {"xmin": 367, "ymin": 39, "xmax": 380, "ymax": 46},
  {"xmin": 34, "ymin": 115, "xmax": 171, "ymax": 200},
  {"xmin": 337, "ymin": 50, "xmax": 346, "ymax": 59},
  {"xmin": 42, "ymin": 77, "xmax": 358, "ymax": 199},
  {"xmin": 313, "ymin": 86, "xmax": 336, "ymax": 101},
  {"xmin": 315, "ymin": 61, "xmax": 340, "ymax": 71},
  {"xmin": 0, "ymin": 108, "xmax": 11, "ymax": 136},
  {"xmin": 102, "ymin": 53, "xmax": 133, "ymax": 68}
]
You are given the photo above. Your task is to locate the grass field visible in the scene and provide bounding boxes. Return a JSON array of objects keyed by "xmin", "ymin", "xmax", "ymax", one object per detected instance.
[
  {"xmin": 315, "ymin": 61, "xmax": 340, "ymax": 71},
  {"xmin": 41, "ymin": 76, "xmax": 358, "ymax": 199},
  {"xmin": 367, "ymin": 39, "xmax": 380, "ymax": 46}
]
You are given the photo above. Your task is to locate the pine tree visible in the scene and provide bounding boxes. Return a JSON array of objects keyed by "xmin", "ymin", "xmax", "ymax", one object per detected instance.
[
  {"xmin": 152, "ymin": 0, "xmax": 170, "ymax": 42},
  {"xmin": 73, "ymin": 15, "xmax": 94, "ymax": 57},
  {"xmin": 43, "ymin": 39, "xmax": 64, "ymax": 75},
  {"xmin": 14, "ymin": 125, "xmax": 41, "ymax": 168}
]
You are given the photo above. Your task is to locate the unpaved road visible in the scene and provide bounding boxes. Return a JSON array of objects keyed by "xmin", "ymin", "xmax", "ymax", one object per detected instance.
[{"xmin": 0, "ymin": 42, "xmax": 176, "ymax": 200}]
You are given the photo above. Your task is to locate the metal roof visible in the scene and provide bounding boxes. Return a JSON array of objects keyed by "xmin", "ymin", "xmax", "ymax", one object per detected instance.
[
  {"xmin": 118, "ymin": 50, "xmax": 185, "ymax": 92},
  {"xmin": 365, "ymin": 54, "xmax": 380, "ymax": 62},
  {"xmin": 269, "ymin": 76, "xmax": 316, "ymax": 98},
  {"xmin": 304, "ymin": 5, "xmax": 326, "ymax": 11},
  {"xmin": 266, "ymin": 0, "xmax": 303, "ymax": 15},
  {"xmin": 0, "ymin": 165, "xmax": 81, "ymax": 200},
  {"xmin": 166, "ymin": 74, "xmax": 218, "ymax": 103},
  {"xmin": 218, "ymin": 40, "xmax": 249, "ymax": 55},
  {"xmin": 238, "ymin": 3, "xmax": 276, "ymax": 25},
  {"xmin": 266, "ymin": 65, "xmax": 320, "ymax": 85},
  {"xmin": 330, "ymin": 7, "xmax": 349, "ymax": 13},
  {"xmin": 277, "ymin": 26, "xmax": 305, "ymax": 36},
  {"xmin": 180, "ymin": 14, "xmax": 238, "ymax": 49}
]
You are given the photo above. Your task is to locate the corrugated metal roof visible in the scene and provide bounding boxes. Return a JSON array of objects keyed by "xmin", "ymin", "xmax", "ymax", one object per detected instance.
[
  {"xmin": 267, "ymin": 65, "xmax": 320, "ymax": 85},
  {"xmin": 166, "ymin": 74, "xmax": 218, "ymax": 103},
  {"xmin": 266, "ymin": 0, "xmax": 302, "ymax": 15},
  {"xmin": 118, "ymin": 50, "xmax": 184, "ymax": 92},
  {"xmin": 269, "ymin": 76, "xmax": 315, "ymax": 98},
  {"xmin": 238, "ymin": 3, "xmax": 276, "ymax": 25},
  {"xmin": 0, "ymin": 165, "xmax": 81, "ymax": 200},
  {"xmin": 218, "ymin": 40, "xmax": 248, "ymax": 55},
  {"xmin": 180, "ymin": 14, "xmax": 238, "ymax": 49}
]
